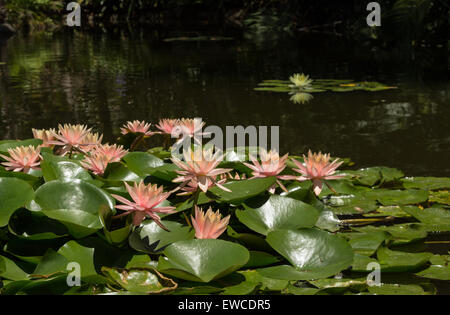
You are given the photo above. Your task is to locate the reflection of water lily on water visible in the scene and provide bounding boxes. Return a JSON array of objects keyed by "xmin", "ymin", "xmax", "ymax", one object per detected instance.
[{"xmin": 289, "ymin": 91, "xmax": 314, "ymax": 104}]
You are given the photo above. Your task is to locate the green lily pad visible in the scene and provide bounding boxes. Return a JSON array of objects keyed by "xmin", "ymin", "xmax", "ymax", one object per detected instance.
[
  {"xmin": 236, "ymin": 195, "xmax": 320, "ymax": 235},
  {"xmin": 40, "ymin": 155, "xmax": 92, "ymax": 182},
  {"xmin": 0, "ymin": 139, "xmax": 42, "ymax": 153},
  {"xmin": 429, "ymin": 190, "xmax": 450, "ymax": 204},
  {"xmin": 364, "ymin": 189, "xmax": 429, "ymax": 206},
  {"xmin": 416, "ymin": 265, "xmax": 450, "ymax": 281},
  {"xmin": 353, "ymin": 224, "xmax": 428, "ymax": 244},
  {"xmin": 402, "ymin": 177, "xmax": 450, "ymax": 190},
  {"xmin": 324, "ymin": 194, "xmax": 378, "ymax": 214},
  {"xmin": 157, "ymin": 239, "xmax": 250, "ymax": 282},
  {"xmin": 376, "ymin": 247, "xmax": 433, "ymax": 272},
  {"xmin": 265, "ymin": 229, "xmax": 354, "ymax": 280},
  {"xmin": 0, "ymin": 177, "xmax": 35, "ymax": 227},
  {"xmin": 0, "ymin": 255, "xmax": 29, "ymax": 281},
  {"xmin": 102, "ymin": 266, "xmax": 177, "ymax": 293},
  {"xmin": 401, "ymin": 206, "xmax": 450, "ymax": 225},
  {"xmin": 368, "ymin": 284, "xmax": 426, "ymax": 295},
  {"xmin": 8, "ymin": 208, "xmax": 68, "ymax": 240},
  {"xmin": 123, "ymin": 152, "xmax": 164, "ymax": 177},
  {"xmin": 244, "ymin": 251, "xmax": 280, "ymax": 268},
  {"xmin": 345, "ymin": 231, "xmax": 389, "ymax": 256},
  {"xmin": 99, "ymin": 206, "xmax": 132, "ymax": 245},
  {"xmin": 139, "ymin": 220, "xmax": 194, "ymax": 252},
  {"xmin": 210, "ymin": 177, "xmax": 276, "ymax": 204},
  {"xmin": 35, "ymin": 180, "xmax": 114, "ymax": 238}
]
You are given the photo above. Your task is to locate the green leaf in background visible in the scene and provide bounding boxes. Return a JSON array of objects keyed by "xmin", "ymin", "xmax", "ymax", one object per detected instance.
[
  {"xmin": 8, "ymin": 208, "xmax": 68, "ymax": 240},
  {"xmin": 265, "ymin": 229, "xmax": 354, "ymax": 280},
  {"xmin": 157, "ymin": 239, "xmax": 250, "ymax": 282},
  {"xmin": 376, "ymin": 247, "xmax": 433, "ymax": 272},
  {"xmin": 99, "ymin": 205, "xmax": 132, "ymax": 245},
  {"xmin": 367, "ymin": 284, "xmax": 426, "ymax": 295},
  {"xmin": 0, "ymin": 139, "xmax": 42, "ymax": 153},
  {"xmin": 345, "ymin": 231, "xmax": 389, "ymax": 256},
  {"xmin": 353, "ymin": 224, "xmax": 428, "ymax": 245},
  {"xmin": 244, "ymin": 251, "xmax": 280, "ymax": 268},
  {"xmin": 402, "ymin": 177, "xmax": 450, "ymax": 190},
  {"xmin": 32, "ymin": 249, "xmax": 68, "ymax": 277},
  {"xmin": 35, "ymin": 180, "xmax": 114, "ymax": 238},
  {"xmin": 209, "ymin": 177, "xmax": 276, "ymax": 204},
  {"xmin": 40, "ymin": 154, "xmax": 92, "ymax": 182},
  {"xmin": 0, "ymin": 255, "xmax": 29, "ymax": 281},
  {"xmin": 236, "ymin": 195, "xmax": 320, "ymax": 235},
  {"xmin": 123, "ymin": 152, "xmax": 164, "ymax": 176},
  {"xmin": 0, "ymin": 177, "xmax": 35, "ymax": 227},
  {"xmin": 103, "ymin": 162, "xmax": 141, "ymax": 182},
  {"xmin": 139, "ymin": 220, "xmax": 194, "ymax": 252},
  {"xmin": 401, "ymin": 206, "xmax": 450, "ymax": 226},
  {"xmin": 325, "ymin": 194, "xmax": 378, "ymax": 214},
  {"xmin": 364, "ymin": 189, "xmax": 429, "ymax": 206}
]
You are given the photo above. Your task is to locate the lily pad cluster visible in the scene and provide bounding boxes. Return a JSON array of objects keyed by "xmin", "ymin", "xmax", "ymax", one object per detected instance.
[
  {"xmin": 0, "ymin": 123, "xmax": 449, "ymax": 295},
  {"xmin": 255, "ymin": 74, "xmax": 397, "ymax": 104}
]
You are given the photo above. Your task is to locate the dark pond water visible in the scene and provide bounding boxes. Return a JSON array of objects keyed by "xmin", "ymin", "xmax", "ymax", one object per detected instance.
[{"xmin": 0, "ymin": 30, "xmax": 449, "ymax": 176}]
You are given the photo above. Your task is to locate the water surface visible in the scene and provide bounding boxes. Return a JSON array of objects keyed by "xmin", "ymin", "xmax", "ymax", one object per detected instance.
[{"xmin": 0, "ymin": 30, "xmax": 448, "ymax": 176}]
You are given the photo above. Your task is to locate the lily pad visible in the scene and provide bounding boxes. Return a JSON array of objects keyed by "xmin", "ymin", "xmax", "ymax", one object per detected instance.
[
  {"xmin": 157, "ymin": 239, "xmax": 250, "ymax": 282},
  {"xmin": 35, "ymin": 180, "xmax": 114, "ymax": 238},
  {"xmin": 265, "ymin": 229, "xmax": 354, "ymax": 280},
  {"xmin": 0, "ymin": 177, "xmax": 35, "ymax": 227},
  {"xmin": 102, "ymin": 266, "xmax": 177, "ymax": 293},
  {"xmin": 376, "ymin": 247, "xmax": 433, "ymax": 272},
  {"xmin": 402, "ymin": 177, "xmax": 450, "ymax": 190},
  {"xmin": 139, "ymin": 220, "xmax": 194, "ymax": 252},
  {"xmin": 236, "ymin": 195, "xmax": 320, "ymax": 235},
  {"xmin": 123, "ymin": 152, "xmax": 164, "ymax": 176}
]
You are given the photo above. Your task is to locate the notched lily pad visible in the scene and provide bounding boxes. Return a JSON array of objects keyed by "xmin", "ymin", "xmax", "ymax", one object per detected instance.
[
  {"xmin": 236, "ymin": 195, "xmax": 320, "ymax": 235},
  {"xmin": 157, "ymin": 239, "xmax": 250, "ymax": 282}
]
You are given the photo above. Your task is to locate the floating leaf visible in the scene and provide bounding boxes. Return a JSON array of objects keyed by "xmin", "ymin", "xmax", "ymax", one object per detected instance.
[
  {"xmin": 402, "ymin": 177, "xmax": 450, "ymax": 190},
  {"xmin": 376, "ymin": 247, "xmax": 433, "ymax": 272},
  {"xmin": 35, "ymin": 180, "xmax": 114, "ymax": 238},
  {"xmin": 102, "ymin": 266, "xmax": 177, "ymax": 293},
  {"xmin": 236, "ymin": 195, "xmax": 320, "ymax": 235},
  {"xmin": 123, "ymin": 152, "xmax": 164, "ymax": 176},
  {"xmin": 157, "ymin": 239, "xmax": 250, "ymax": 282},
  {"xmin": 139, "ymin": 220, "xmax": 194, "ymax": 252},
  {"xmin": 0, "ymin": 177, "xmax": 35, "ymax": 227},
  {"xmin": 264, "ymin": 229, "xmax": 354, "ymax": 280}
]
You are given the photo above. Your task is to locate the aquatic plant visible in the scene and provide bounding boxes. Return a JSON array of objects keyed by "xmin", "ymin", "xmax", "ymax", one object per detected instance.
[{"xmin": 0, "ymin": 119, "xmax": 449, "ymax": 295}]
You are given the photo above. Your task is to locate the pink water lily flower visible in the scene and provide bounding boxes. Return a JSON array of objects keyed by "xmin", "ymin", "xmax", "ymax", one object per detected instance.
[
  {"xmin": 80, "ymin": 152, "xmax": 110, "ymax": 176},
  {"xmin": 48, "ymin": 124, "xmax": 92, "ymax": 155},
  {"xmin": 111, "ymin": 181, "xmax": 176, "ymax": 229},
  {"xmin": 155, "ymin": 118, "xmax": 180, "ymax": 135},
  {"xmin": 32, "ymin": 128, "xmax": 56, "ymax": 147},
  {"xmin": 0, "ymin": 145, "xmax": 41, "ymax": 173},
  {"xmin": 243, "ymin": 149, "xmax": 289, "ymax": 193},
  {"xmin": 177, "ymin": 177, "xmax": 227, "ymax": 196},
  {"xmin": 191, "ymin": 206, "xmax": 230, "ymax": 239},
  {"xmin": 120, "ymin": 120, "xmax": 153, "ymax": 136},
  {"xmin": 178, "ymin": 118, "xmax": 205, "ymax": 137},
  {"xmin": 95, "ymin": 144, "xmax": 128, "ymax": 162},
  {"xmin": 280, "ymin": 150, "xmax": 344, "ymax": 195},
  {"xmin": 81, "ymin": 132, "xmax": 103, "ymax": 153},
  {"xmin": 171, "ymin": 147, "xmax": 232, "ymax": 193}
]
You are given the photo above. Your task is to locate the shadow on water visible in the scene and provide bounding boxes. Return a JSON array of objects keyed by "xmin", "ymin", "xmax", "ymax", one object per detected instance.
[{"xmin": 0, "ymin": 29, "xmax": 449, "ymax": 176}]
